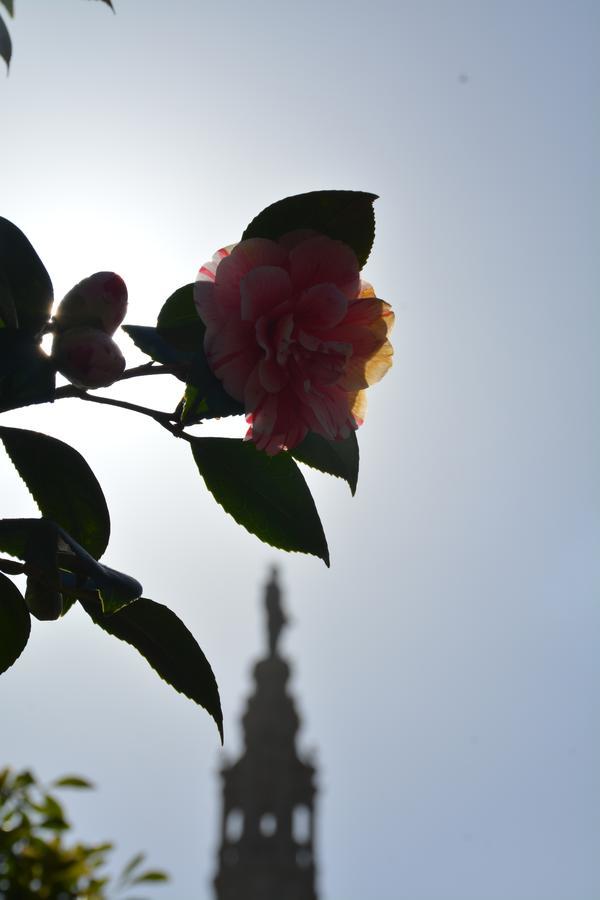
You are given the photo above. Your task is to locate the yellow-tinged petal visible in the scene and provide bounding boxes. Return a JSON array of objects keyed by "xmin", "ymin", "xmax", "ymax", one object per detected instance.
[
  {"xmin": 350, "ymin": 389, "xmax": 367, "ymax": 426},
  {"xmin": 364, "ymin": 337, "xmax": 394, "ymax": 385}
]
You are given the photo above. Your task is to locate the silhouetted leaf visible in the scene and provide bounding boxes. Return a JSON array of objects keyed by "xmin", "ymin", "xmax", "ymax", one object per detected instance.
[
  {"xmin": 0, "ymin": 218, "xmax": 53, "ymax": 335},
  {"xmin": 81, "ymin": 596, "xmax": 223, "ymax": 739},
  {"xmin": 0, "ymin": 13, "xmax": 11, "ymax": 71},
  {"xmin": 0, "ymin": 427, "xmax": 110, "ymax": 558},
  {"xmin": 156, "ymin": 284, "xmax": 203, "ymax": 351},
  {"xmin": 242, "ymin": 190, "xmax": 377, "ymax": 268},
  {"xmin": 292, "ymin": 431, "xmax": 360, "ymax": 495},
  {"xmin": 191, "ymin": 437, "xmax": 329, "ymax": 564},
  {"xmin": 123, "ymin": 325, "xmax": 186, "ymax": 366},
  {"xmin": 0, "ymin": 2, "xmax": 14, "ymax": 18},
  {"xmin": 0, "ymin": 335, "xmax": 55, "ymax": 412},
  {"xmin": 0, "ymin": 572, "xmax": 30, "ymax": 675}
]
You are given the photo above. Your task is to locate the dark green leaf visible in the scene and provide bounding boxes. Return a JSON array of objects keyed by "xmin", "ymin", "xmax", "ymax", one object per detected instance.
[
  {"xmin": 191, "ymin": 437, "xmax": 329, "ymax": 564},
  {"xmin": 156, "ymin": 284, "xmax": 203, "ymax": 351},
  {"xmin": 94, "ymin": 563, "xmax": 142, "ymax": 614},
  {"xmin": 0, "ymin": 274, "xmax": 18, "ymax": 327},
  {"xmin": 0, "ymin": 2, "xmax": 14, "ymax": 18},
  {"xmin": 0, "ymin": 572, "xmax": 31, "ymax": 675},
  {"xmin": 0, "ymin": 517, "xmax": 54, "ymax": 562},
  {"xmin": 242, "ymin": 190, "xmax": 377, "ymax": 269},
  {"xmin": 52, "ymin": 776, "xmax": 94, "ymax": 790},
  {"xmin": 292, "ymin": 430, "xmax": 360, "ymax": 495},
  {"xmin": 0, "ymin": 337, "xmax": 55, "ymax": 412},
  {"xmin": 0, "ymin": 427, "xmax": 110, "ymax": 558},
  {"xmin": 179, "ymin": 371, "xmax": 244, "ymax": 424},
  {"xmin": 81, "ymin": 596, "xmax": 223, "ymax": 739},
  {"xmin": 123, "ymin": 325, "xmax": 186, "ymax": 367},
  {"xmin": 0, "ymin": 218, "xmax": 53, "ymax": 335},
  {"xmin": 0, "ymin": 13, "xmax": 11, "ymax": 71},
  {"xmin": 0, "ymin": 330, "xmax": 32, "ymax": 376},
  {"xmin": 131, "ymin": 870, "xmax": 169, "ymax": 885}
]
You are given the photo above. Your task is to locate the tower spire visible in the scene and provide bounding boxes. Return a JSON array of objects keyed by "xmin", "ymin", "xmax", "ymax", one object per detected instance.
[
  {"xmin": 265, "ymin": 566, "xmax": 288, "ymax": 657},
  {"xmin": 214, "ymin": 570, "xmax": 318, "ymax": 900}
]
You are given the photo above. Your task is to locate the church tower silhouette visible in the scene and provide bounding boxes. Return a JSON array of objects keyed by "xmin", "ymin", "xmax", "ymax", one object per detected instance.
[{"xmin": 214, "ymin": 568, "xmax": 318, "ymax": 900}]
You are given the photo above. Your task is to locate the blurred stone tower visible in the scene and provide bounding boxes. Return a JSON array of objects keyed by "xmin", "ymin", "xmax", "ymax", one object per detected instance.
[{"xmin": 214, "ymin": 568, "xmax": 318, "ymax": 900}]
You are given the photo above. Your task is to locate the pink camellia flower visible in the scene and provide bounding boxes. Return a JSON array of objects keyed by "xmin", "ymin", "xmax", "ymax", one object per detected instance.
[
  {"xmin": 194, "ymin": 232, "xmax": 394, "ymax": 455},
  {"xmin": 54, "ymin": 272, "xmax": 128, "ymax": 335},
  {"xmin": 52, "ymin": 326, "xmax": 126, "ymax": 389}
]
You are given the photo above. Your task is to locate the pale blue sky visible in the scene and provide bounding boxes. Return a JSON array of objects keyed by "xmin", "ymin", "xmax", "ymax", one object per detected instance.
[{"xmin": 1, "ymin": 1, "xmax": 599, "ymax": 898}]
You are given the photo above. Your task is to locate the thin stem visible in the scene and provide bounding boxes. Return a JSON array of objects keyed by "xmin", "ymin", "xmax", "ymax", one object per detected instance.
[
  {"xmin": 54, "ymin": 386, "xmax": 176, "ymax": 425},
  {"xmin": 118, "ymin": 362, "xmax": 174, "ymax": 381}
]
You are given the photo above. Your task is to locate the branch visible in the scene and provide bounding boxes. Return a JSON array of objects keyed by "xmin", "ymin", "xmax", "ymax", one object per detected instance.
[{"xmin": 54, "ymin": 386, "xmax": 176, "ymax": 426}]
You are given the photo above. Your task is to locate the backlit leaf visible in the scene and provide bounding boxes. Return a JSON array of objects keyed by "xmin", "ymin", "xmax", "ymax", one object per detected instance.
[
  {"xmin": 242, "ymin": 190, "xmax": 377, "ymax": 269},
  {"xmin": 292, "ymin": 430, "xmax": 360, "ymax": 495},
  {"xmin": 0, "ymin": 572, "xmax": 30, "ymax": 675},
  {"xmin": 0, "ymin": 13, "xmax": 11, "ymax": 71},
  {"xmin": 81, "ymin": 596, "xmax": 223, "ymax": 739},
  {"xmin": 0, "ymin": 427, "xmax": 110, "ymax": 559},
  {"xmin": 0, "ymin": 340, "xmax": 55, "ymax": 412},
  {"xmin": 191, "ymin": 437, "xmax": 329, "ymax": 564},
  {"xmin": 156, "ymin": 283, "xmax": 203, "ymax": 351},
  {"xmin": 0, "ymin": 218, "xmax": 53, "ymax": 335}
]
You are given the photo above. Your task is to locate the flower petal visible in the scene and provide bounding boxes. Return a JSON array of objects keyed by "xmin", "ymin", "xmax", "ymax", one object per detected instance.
[
  {"xmin": 289, "ymin": 235, "xmax": 361, "ymax": 299},
  {"xmin": 216, "ymin": 238, "xmax": 287, "ymax": 300},
  {"xmin": 197, "ymin": 245, "xmax": 234, "ymax": 283},
  {"xmin": 240, "ymin": 265, "xmax": 292, "ymax": 322},
  {"xmin": 295, "ymin": 282, "xmax": 348, "ymax": 330}
]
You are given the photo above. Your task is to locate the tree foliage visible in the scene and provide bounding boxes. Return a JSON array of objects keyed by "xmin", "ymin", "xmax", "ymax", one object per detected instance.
[{"xmin": 0, "ymin": 767, "xmax": 168, "ymax": 899}]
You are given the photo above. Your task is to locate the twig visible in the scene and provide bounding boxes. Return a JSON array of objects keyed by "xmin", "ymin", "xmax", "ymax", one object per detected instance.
[{"xmin": 54, "ymin": 386, "xmax": 176, "ymax": 426}]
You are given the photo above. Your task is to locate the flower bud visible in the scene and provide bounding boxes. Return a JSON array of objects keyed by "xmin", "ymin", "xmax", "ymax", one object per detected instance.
[
  {"xmin": 25, "ymin": 578, "xmax": 63, "ymax": 621},
  {"xmin": 54, "ymin": 272, "xmax": 128, "ymax": 335},
  {"xmin": 52, "ymin": 326, "xmax": 126, "ymax": 389}
]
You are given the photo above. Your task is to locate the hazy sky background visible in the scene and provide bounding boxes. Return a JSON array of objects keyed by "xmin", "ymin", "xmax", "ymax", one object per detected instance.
[{"xmin": 1, "ymin": 1, "xmax": 599, "ymax": 898}]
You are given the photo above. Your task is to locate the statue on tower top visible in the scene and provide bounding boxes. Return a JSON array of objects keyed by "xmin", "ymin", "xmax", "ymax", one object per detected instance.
[{"xmin": 265, "ymin": 566, "xmax": 288, "ymax": 657}]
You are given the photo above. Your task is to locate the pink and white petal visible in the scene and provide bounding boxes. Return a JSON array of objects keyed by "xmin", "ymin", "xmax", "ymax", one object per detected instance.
[
  {"xmin": 196, "ymin": 245, "xmax": 234, "ymax": 283},
  {"xmin": 259, "ymin": 357, "xmax": 289, "ymax": 393},
  {"xmin": 299, "ymin": 387, "xmax": 344, "ymax": 441},
  {"xmin": 193, "ymin": 280, "xmax": 220, "ymax": 327},
  {"xmin": 212, "ymin": 347, "xmax": 258, "ymax": 401},
  {"xmin": 289, "ymin": 236, "xmax": 361, "ymax": 299},
  {"xmin": 295, "ymin": 282, "xmax": 348, "ymax": 330},
  {"xmin": 247, "ymin": 390, "xmax": 279, "ymax": 447},
  {"xmin": 216, "ymin": 238, "xmax": 287, "ymax": 293},
  {"xmin": 205, "ymin": 317, "xmax": 253, "ymax": 360},
  {"xmin": 239, "ymin": 265, "xmax": 292, "ymax": 322}
]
